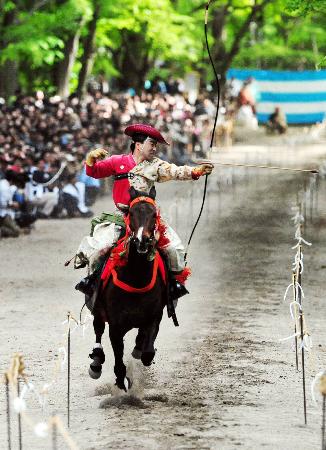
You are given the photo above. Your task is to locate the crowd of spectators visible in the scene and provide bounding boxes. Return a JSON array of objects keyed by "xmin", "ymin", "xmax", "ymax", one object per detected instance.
[
  {"xmin": 0, "ymin": 80, "xmax": 218, "ymax": 239},
  {"xmin": 225, "ymin": 76, "xmax": 288, "ymax": 134}
]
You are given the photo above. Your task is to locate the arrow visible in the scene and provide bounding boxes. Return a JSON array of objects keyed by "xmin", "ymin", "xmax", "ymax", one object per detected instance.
[{"xmin": 196, "ymin": 161, "xmax": 319, "ymax": 174}]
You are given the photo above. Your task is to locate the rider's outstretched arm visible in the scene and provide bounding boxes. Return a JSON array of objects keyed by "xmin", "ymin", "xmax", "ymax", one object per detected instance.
[
  {"xmin": 85, "ymin": 149, "xmax": 115, "ymax": 179},
  {"xmin": 156, "ymin": 161, "xmax": 213, "ymax": 182}
]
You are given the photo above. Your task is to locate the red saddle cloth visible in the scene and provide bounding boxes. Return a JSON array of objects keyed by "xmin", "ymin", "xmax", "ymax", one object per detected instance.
[{"xmin": 101, "ymin": 244, "xmax": 166, "ymax": 293}]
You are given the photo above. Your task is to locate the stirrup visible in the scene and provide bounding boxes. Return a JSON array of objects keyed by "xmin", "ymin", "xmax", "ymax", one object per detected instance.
[{"xmin": 169, "ymin": 278, "xmax": 189, "ymax": 301}]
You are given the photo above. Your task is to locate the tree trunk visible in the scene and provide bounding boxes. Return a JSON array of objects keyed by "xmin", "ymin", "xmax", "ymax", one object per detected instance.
[
  {"xmin": 0, "ymin": 7, "xmax": 18, "ymax": 100},
  {"xmin": 209, "ymin": 1, "xmax": 270, "ymax": 88},
  {"xmin": 0, "ymin": 59, "xmax": 18, "ymax": 100},
  {"xmin": 76, "ymin": 3, "xmax": 100, "ymax": 99},
  {"xmin": 112, "ymin": 31, "xmax": 150, "ymax": 92},
  {"xmin": 210, "ymin": 6, "xmax": 228, "ymax": 88},
  {"xmin": 54, "ymin": 28, "xmax": 82, "ymax": 98}
]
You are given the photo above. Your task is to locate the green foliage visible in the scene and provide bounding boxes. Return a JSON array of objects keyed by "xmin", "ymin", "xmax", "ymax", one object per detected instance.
[
  {"xmin": 1, "ymin": 0, "xmax": 326, "ymax": 95},
  {"xmin": 92, "ymin": 0, "xmax": 200, "ymax": 82},
  {"xmin": 0, "ymin": 0, "xmax": 91, "ymax": 67},
  {"xmin": 287, "ymin": 0, "xmax": 326, "ymax": 14},
  {"xmin": 229, "ymin": 0, "xmax": 326, "ymax": 72},
  {"xmin": 234, "ymin": 43, "xmax": 317, "ymax": 70}
]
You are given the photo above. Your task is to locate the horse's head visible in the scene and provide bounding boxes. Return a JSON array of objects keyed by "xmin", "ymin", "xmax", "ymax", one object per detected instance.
[{"xmin": 128, "ymin": 186, "xmax": 157, "ymax": 254}]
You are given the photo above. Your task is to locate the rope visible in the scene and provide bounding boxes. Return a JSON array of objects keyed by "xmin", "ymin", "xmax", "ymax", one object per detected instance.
[{"xmin": 3, "ymin": 353, "xmax": 79, "ymax": 449}]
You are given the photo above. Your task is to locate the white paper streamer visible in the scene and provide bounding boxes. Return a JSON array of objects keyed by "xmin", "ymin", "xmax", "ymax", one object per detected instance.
[
  {"xmin": 58, "ymin": 347, "xmax": 67, "ymax": 371},
  {"xmin": 13, "ymin": 397, "xmax": 26, "ymax": 413},
  {"xmin": 279, "ymin": 331, "xmax": 301, "ymax": 342},
  {"xmin": 34, "ymin": 422, "xmax": 49, "ymax": 438},
  {"xmin": 311, "ymin": 371, "xmax": 326, "ymax": 405},
  {"xmin": 289, "ymin": 301, "xmax": 302, "ymax": 320}
]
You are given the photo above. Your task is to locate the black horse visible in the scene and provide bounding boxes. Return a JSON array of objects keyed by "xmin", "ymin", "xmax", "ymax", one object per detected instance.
[{"xmin": 90, "ymin": 186, "xmax": 167, "ymax": 391}]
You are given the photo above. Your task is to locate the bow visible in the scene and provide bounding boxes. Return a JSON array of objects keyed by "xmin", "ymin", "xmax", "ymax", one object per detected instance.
[
  {"xmin": 205, "ymin": 0, "xmax": 221, "ymax": 150},
  {"xmin": 184, "ymin": 1, "xmax": 220, "ymax": 261}
]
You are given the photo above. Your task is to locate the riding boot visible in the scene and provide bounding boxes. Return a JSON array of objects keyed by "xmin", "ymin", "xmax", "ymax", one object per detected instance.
[
  {"xmin": 75, "ymin": 271, "xmax": 98, "ymax": 297},
  {"xmin": 75, "ymin": 256, "xmax": 106, "ymax": 297},
  {"xmin": 168, "ymin": 272, "xmax": 189, "ymax": 301}
]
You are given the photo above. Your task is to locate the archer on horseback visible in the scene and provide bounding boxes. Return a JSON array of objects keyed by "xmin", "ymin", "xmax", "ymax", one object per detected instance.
[
  {"xmin": 75, "ymin": 123, "xmax": 213, "ymax": 303},
  {"xmin": 73, "ymin": 124, "xmax": 213, "ymax": 379}
]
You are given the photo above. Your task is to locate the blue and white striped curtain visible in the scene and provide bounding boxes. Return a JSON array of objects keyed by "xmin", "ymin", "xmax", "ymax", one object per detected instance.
[{"xmin": 227, "ymin": 68, "xmax": 326, "ymax": 124}]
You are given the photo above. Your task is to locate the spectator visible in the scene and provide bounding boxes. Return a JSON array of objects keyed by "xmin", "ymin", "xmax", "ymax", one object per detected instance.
[
  {"xmin": 25, "ymin": 159, "xmax": 59, "ymax": 218},
  {"xmin": 0, "ymin": 80, "xmax": 225, "ymax": 239},
  {"xmin": 62, "ymin": 173, "xmax": 93, "ymax": 218},
  {"xmin": 78, "ymin": 165, "xmax": 101, "ymax": 206},
  {"xmin": 238, "ymin": 77, "xmax": 257, "ymax": 114},
  {"xmin": 225, "ymin": 76, "xmax": 242, "ymax": 101},
  {"xmin": 0, "ymin": 170, "xmax": 21, "ymax": 237},
  {"xmin": 11, "ymin": 172, "xmax": 37, "ymax": 231},
  {"xmin": 266, "ymin": 106, "xmax": 288, "ymax": 135}
]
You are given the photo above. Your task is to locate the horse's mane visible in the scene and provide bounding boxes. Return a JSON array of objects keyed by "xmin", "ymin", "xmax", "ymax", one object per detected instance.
[{"xmin": 130, "ymin": 186, "xmax": 156, "ymax": 203}]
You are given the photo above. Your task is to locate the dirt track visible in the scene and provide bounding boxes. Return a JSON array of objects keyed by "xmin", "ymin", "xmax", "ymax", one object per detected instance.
[{"xmin": 1, "ymin": 143, "xmax": 326, "ymax": 449}]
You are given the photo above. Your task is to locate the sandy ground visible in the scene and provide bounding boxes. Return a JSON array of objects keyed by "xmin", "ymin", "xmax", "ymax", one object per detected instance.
[{"xmin": 1, "ymin": 141, "xmax": 326, "ymax": 449}]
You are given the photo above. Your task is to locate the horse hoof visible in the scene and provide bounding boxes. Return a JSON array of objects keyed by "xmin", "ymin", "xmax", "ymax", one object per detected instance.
[
  {"xmin": 141, "ymin": 351, "xmax": 155, "ymax": 367},
  {"xmin": 89, "ymin": 364, "xmax": 102, "ymax": 379},
  {"xmin": 125, "ymin": 376, "xmax": 132, "ymax": 390},
  {"xmin": 88, "ymin": 347, "xmax": 105, "ymax": 379},
  {"xmin": 89, "ymin": 347, "xmax": 105, "ymax": 364},
  {"xmin": 131, "ymin": 347, "xmax": 142, "ymax": 359},
  {"xmin": 116, "ymin": 377, "xmax": 132, "ymax": 392}
]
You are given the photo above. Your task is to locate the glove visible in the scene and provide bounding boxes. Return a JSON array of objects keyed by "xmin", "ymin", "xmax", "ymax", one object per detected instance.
[
  {"xmin": 85, "ymin": 148, "xmax": 108, "ymax": 166},
  {"xmin": 191, "ymin": 163, "xmax": 214, "ymax": 180}
]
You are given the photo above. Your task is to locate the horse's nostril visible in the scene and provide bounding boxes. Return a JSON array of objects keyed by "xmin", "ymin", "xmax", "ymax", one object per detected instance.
[{"xmin": 136, "ymin": 239, "xmax": 149, "ymax": 254}]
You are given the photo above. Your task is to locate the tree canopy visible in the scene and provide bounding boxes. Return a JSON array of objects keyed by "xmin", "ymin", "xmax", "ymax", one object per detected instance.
[{"xmin": 0, "ymin": 0, "xmax": 325, "ymax": 98}]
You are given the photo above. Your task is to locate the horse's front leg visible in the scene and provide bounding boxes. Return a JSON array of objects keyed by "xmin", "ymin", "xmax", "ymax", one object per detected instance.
[
  {"xmin": 131, "ymin": 328, "xmax": 146, "ymax": 360},
  {"xmin": 109, "ymin": 326, "xmax": 130, "ymax": 391},
  {"xmin": 89, "ymin": 314, "xmax": 106, "ymax": 379},
  {"xmin": 140, "ymin": 319, "xmax": 161, "ymax": 367}
]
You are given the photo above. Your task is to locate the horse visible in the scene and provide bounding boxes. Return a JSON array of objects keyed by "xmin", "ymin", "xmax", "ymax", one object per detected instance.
[{"xmin": 90, "ymin": 186, "xmax": 167, "ymax": 391}]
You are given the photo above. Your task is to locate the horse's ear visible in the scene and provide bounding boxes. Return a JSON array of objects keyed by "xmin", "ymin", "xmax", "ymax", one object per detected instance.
[
  {"xmin": 148, "ymin": 185, "xmax": 156, "ymax": 200},
  {"xmin": 129, "ymin": 187, "xmax": 137, "ymax": 200}
]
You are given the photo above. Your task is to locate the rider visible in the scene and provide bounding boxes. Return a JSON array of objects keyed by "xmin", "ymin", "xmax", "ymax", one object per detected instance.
[{"xmin": 75, "ymin": 123, "xmax": 213, "ymax": 302}]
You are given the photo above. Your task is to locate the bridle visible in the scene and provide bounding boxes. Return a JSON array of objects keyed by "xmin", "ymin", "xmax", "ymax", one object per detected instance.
[
  {"xmin": 129, "ymin": 196, "xmax": 156, "ymax": 209},
  {"xmin": 127, "ymin": 196, "xmax": 158, "ymax": 253}
]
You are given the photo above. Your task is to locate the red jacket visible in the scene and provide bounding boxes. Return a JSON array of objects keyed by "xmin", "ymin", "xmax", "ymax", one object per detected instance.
[{"xmin": 85, "ymin": 153, "xmax": 136, "ymax": 208}]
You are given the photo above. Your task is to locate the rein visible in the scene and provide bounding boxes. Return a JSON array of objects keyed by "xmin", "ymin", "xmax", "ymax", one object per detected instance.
[
  {"xmin": 102, "ymin": 195, "xmax": 166, "ymax": 292},
  {"xmin": 111, "ymin": 254, "xmax": 161, "ymax": 294}
]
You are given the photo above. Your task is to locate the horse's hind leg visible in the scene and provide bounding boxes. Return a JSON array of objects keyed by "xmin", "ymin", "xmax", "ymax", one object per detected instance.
[
  {"xmin": 109, "ymin": 326, "xmax": 130, "ymax": 391},
  {"xmin": 89, "ymin": 314, "xmax": 106, "ymax": 379}
]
